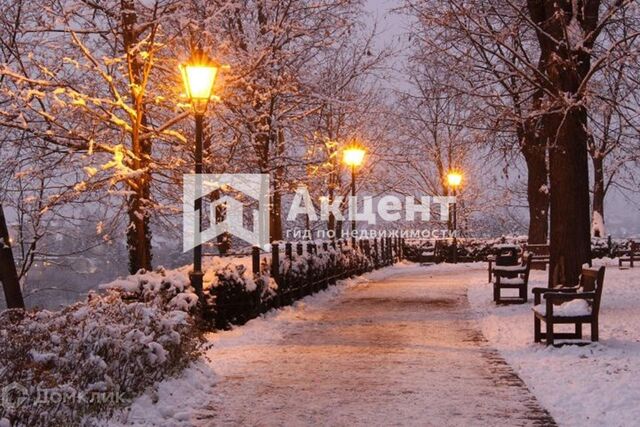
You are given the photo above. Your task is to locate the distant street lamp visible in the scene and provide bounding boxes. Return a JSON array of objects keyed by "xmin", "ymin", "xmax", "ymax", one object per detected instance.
[
  {"xmin": 343, "ymin": 143, "xmax": 366, "ymax": 244},
  {"xmin": 447, "ymin": 171, "xmax": 463, "ymax": 263},
  {"xmin": 180, "ymin": 49, "xmax": 220, "ymax": 299}
]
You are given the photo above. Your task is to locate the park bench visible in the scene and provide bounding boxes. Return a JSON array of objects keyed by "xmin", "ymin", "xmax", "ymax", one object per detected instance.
[
  {"xmin": 619, "ymin": 241, "xmax": 639, "ymax": 268},
  {"xmin": 419, "ymin": 240, "xmax": 445, "ymax": 265},
  {"xmin": 524, "ymin": 243, "xmax": 550, "ymax": 270},
  {"xmin": 532, "ymin": 266, "xmax": 605, "ymax": 346},
  {"xmin": 419, "ymin": 241, "xmax": 437, "ymax": 265},
  {"xmin": 492, "ymin": 253, "xmax": 532, "ymax": 304},
  {"xmin": 487, "ymin": 244, "xmax": 520, "ymax": 282}
]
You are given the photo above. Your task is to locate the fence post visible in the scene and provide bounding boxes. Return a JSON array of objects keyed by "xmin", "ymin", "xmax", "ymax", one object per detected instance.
[
  {"xmin": 373, "ymin": 238, "xmax": 379, "ymax": 269},
  {"xmin": 382, "ymin": 237, "xmax": 386, "ymax": 266},
  {"xmin": 296, "ymin": 242, "xmax": 304, "ymax": 256},
  {"xmin": 392, "ymin": 237, "xmax": 396, "ymax": 263},
  {"xmin": 322, "ymin": 241, "xmax": 330, "ymax": 288},
  {"xmin": 307, "ymin": 242, "xmax": 317, "ymax": 292},
  {"xmin": 390, "ymin": 237, "xmax": 394, "ymax": 263},
  {"xmin": 363, "ymin": 239, "xmax": 369, "ymax": 271},
  {"xmin": 252, "ymin": 246, "xmax": 261, "ymax": 276},
  {"xmin": 271, "ymin": 243, "xmax": 280, "ymax": 284},
  {"xmin": 394, "ymin": 237, "xmax": 399, "ymax": 262},
  {"xmin": 382, "ymin": 237, "xmax": 389, "ymax": 266},
  {"xmin": 285, "ymin": 242, "xmax": 293, "ymax": 260}
]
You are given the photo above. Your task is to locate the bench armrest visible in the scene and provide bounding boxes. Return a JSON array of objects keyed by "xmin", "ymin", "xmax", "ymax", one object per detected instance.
[
  {"xmin": 532, "ymin": 286, "xmax": 579, "ymax": 304},
  {"xmin": 543, "ymin": 291, "xmax": 595, "ymax": 302},
  {"xmin": 493, "ymin": 267, "xmax": 526, "ymax": 276}
]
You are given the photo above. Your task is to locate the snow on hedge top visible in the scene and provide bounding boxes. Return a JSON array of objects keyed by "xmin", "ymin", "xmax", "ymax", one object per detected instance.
[{"xmin": 99, "ymin": 255, "xmax": 261, "ymax": 310}]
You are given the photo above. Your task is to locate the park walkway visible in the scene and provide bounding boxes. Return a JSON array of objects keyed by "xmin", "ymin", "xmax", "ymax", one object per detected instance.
[{"xmin": 197, "ymin": 267, "xmax": 555, "ymax": 426}]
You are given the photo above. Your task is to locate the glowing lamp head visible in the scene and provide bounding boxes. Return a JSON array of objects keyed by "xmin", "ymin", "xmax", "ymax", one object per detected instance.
[
  {"xmin": 180, "ymin": 50, "xmax": 219, "ymax": 114},
  {"xmin": 343, "ymin": 144, "xmax": 366, "ymax": 168},
  {"xmin": 447, "ymin": 171, "xmax": 463, "ymax": 188}
]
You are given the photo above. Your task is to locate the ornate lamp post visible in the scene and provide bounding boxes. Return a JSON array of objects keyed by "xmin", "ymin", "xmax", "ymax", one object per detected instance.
[
  {"xmin": 180, "ymin": 50, "xmax": 219, "ymax": 298},
  {"xmin": 447, "ymin": 171, "xmax": 463, "ymax": 263},
  {"xmin": 343, "ymin": 143, "xmax": 366, "ymax": 244}
]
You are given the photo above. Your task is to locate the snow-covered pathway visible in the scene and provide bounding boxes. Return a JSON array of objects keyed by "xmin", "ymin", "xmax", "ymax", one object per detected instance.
[{"xmin": 168, "ymin": 265, "xmax": 554, "ymax": 426}]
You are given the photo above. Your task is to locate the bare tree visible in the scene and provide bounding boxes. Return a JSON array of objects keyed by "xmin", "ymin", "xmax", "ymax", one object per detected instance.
[{"xmin": 404, "ymin": 0, "xmax": 639, "ymax": 283}]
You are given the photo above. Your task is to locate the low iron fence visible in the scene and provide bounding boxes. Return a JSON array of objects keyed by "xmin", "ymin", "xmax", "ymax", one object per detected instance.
[{"xmin": 209, "ymin": 236, "xmax": 404, "ymax": 328}]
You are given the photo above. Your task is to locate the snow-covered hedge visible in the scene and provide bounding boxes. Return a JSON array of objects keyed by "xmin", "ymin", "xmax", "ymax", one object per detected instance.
[
  {"xmin": 210, "ymin": 241, "xmax": 385, "ymax": 328},
  {"xmin": 404, "ymin": 236, "xmax": 635, "ymax": 262},
  {"xmin": 0, "ymin": 289, "xmax": 201, "ymax": 426}
]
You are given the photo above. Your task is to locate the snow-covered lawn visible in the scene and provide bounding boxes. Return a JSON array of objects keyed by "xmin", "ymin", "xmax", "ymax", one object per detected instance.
[{"xmin": 469, "ymin": 259, "xmax": 640, "ymax": 427}]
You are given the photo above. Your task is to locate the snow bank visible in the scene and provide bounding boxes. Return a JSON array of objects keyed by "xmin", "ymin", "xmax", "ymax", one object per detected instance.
[{"xmin": 468, "ymin": 259, "xmax": 640, "ymax": 426}]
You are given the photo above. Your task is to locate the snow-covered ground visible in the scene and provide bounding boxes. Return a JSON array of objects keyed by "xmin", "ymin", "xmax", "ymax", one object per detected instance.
[
  {"xmin": 107, "ymin": 262, "xmax": 553, "ymax": 426},
  {"xmin": 468, "ymin": 259, "xmax": 640, "ymax": 427},
  {"xmin": 103, "ymin": 260, "xmax": 640, "ymax": 426}
]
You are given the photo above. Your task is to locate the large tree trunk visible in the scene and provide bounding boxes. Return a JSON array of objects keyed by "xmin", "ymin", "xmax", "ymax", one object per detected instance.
[
  {"xmin": 0, "ymin": 204, "xmax": 25, "ymax": 309},
  {"xmin": 122, "ymin": 0, "xmax": 153, "ymax": 273},
  {"xmin": 528, "ymin": 0, "xmax": 596, "ymax": 285},
  {"xmin": 522, "ymin": 129, "xmax": 549, "ymax": 244},
  {"xmin": 269, "ymin": 129, "xmax": 285, "ymax": 242},
  {"xmin": 591, "ymin": 154, "xmax": 606, "ymax": 237},
  {"xmin": 546, "ymin": 108, "xmax": 592, "ymax": 284},
  {"xmin": 255, "ymin": 114, "xmax": 283, "ymax": 243},
  {"xmin": 126, "ymin": 181, "xmax": 152, "ymax": 274}
]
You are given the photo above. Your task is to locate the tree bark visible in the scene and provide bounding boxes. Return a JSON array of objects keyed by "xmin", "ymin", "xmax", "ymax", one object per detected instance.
[
  {"xmin": 521, "ymin": 127, "xmax": 549, "ymax": 244},
  {"xmin": 591, "ymin": 154, "xmax": 605, "ymax": 237},
  {"xmin": 269, "ymin": 129, "xmax": 285, "ymax": 242},
  {"xmin": 122, "ymin": 0, "xmax": 152, "ymax": 273},
  {"xmin": 527, "ymin": 0, "xmax": 595, "ymax": 285},
  {"xmin": 546, "ymin": 108, "xmax": 592, "ymax": 283},
  {"xmin": 0, "ymin": 204, "xmax": 25, "ymax": 309}
]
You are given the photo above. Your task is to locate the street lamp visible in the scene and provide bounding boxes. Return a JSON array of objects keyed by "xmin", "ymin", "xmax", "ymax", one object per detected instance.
[
  {"xmin": 180, "ymin": 49, "xmax": 220, "ymax": 299},
  {"xmin": 447, "ymin": 170, "xmax": 463, "ymax": 263},
  {"xmin": 343, "ymin": 143, "xmax": 366, "ymax": 244}
]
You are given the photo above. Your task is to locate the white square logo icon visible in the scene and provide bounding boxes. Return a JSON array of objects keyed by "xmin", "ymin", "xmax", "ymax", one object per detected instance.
[{"xmin": 183, "ymin": 174, "xmax": 270, "ymax": 251}]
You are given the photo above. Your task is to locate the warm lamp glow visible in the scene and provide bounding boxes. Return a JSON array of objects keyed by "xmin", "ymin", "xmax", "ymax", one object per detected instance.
[
  {"xmin": 180, "ymin": 50, "xmax": 219, "ymax": 114},
  {"xmin": 447, "ymin": 171, "xmax": 463, "ymax": 187},
  {"xmin": 343, "ymin": 146, "xmax": 366, "ymax": 167},
  {"xmin": 182, "ymin": 66, "xmax": 217, "ymax": 99}
]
